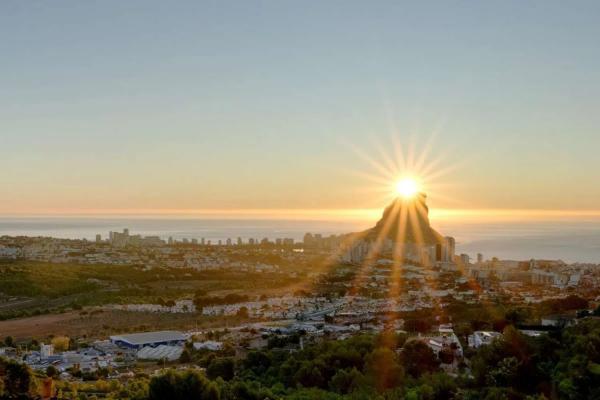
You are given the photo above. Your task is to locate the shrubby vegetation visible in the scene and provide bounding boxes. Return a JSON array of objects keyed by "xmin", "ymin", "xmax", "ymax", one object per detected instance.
[
  {"xmin": 0, "ymin": 358, "xmax": 36, "ymax": 398},
  {"xmin": 152, "ymin": 319, "xmax": 600, "ymax": 400},
  {"xmin": 5, "ymin": 318, "xmax": 599, "ymax": 399},
  {"xmin": 194, "ymin": 293, "xmax": 251, "ymax": 309},
  {"xmin": 0, "ymin": 260, "xmax": 300, "ymax": 321}
]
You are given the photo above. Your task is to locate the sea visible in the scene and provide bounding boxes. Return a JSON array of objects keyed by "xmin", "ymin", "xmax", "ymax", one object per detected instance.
[{"xmin": 1, "ymin": 216, "xmax": 600, "ymax": 264}]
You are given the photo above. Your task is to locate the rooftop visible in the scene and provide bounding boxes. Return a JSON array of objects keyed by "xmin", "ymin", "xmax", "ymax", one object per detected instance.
[{"xmin": 110, "ymin": 330, "xmax": 185, "ymax": 345}]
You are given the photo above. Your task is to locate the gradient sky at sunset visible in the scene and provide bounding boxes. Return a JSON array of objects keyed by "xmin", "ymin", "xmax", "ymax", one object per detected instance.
[{"xmin": 2, "ymin": 1, "xmax": 600, "ymax": 214}]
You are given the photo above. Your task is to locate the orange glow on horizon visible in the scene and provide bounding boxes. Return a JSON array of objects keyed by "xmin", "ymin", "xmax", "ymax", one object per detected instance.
[{"xmin": 2, "ymin": 207, "xmax": 600, "ymax": 223}]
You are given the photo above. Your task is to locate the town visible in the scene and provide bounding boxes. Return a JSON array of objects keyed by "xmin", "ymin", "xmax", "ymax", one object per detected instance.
[{"xmin": 1, "ymin": 197, "xmax": 599, "ymax": 398}]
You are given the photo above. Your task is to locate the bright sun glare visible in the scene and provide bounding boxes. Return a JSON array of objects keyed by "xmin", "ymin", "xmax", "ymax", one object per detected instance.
[
  {"xmin": 395, "ymin": 178, "xmax": 419, "ymax": 198},
  {"xmin": 348, "ymin": 134, "xmax": 459, "ymax": 207}
]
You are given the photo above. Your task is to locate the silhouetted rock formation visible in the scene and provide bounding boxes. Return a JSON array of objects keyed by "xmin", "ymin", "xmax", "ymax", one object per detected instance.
[{"xmin": 364, "ymin": 193, "xmax": 443, "ymax": 244}]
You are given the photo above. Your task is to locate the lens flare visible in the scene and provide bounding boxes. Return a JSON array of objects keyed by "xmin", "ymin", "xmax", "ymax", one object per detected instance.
[
  {"xmin": 395, "ymin": 178, "xmax": 419, "ymax": 198},
  {"xmin": 346, "ymin": 133, "xmax": 462, "ymax": 208}
]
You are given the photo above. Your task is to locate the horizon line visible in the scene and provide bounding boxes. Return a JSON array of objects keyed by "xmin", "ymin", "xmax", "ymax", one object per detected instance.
[{"xmin": 3, "ymin": 207, "xmax": 600, "ymax": 222}]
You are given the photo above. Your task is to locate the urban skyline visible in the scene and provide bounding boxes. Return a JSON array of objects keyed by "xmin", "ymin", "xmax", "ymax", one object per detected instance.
[{"xmin": 1, "ymin": 2, "xmax": 600, "ymax": 399}]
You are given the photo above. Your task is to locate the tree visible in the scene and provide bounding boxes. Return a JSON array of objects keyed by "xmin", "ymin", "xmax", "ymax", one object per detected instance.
[
  {"xmin": 52, "ymin": 336, "xmax": 70, "ymax": 351},
  {"xmin": 375, "ymin": 330, "xmax": 407, "ymax": 350},
  {"xmin": 422, "ymin": 372, "xmax": 459, "ymax": 400},
  {"xmin": 1, "ymin": 359, "xmax": 33, "ymax": 398},
  {"xmin": 206, "ymin": 357, "xmax": 235, "ymax": 381},
  {"xmin": 243, "ymin": 351, "xmax": 271, "ymax": 374},
  {"xmin": 329, "ymin": 368, "xmax": 365, "ymax": 394},
  {"xmin": 438, "ymin": 347, "xmax": 455, "ymax": 364},
  {"xmin": 3, "ymin": 336, "xmax": 14, "ymax": 347},
  {"xmin": 488, "ymin": 356, "xmax": 520, "ymax": 386},
  {"xmin": 401, "ymin": 340, "xmax": 440, "ymax": 378},
  {"xmin": 293, "ymin": 361, "xmax": 326, "ymax": 389},
  {"xmin": 179, "ymin": 349, "xmax": 191, "ymax": 363},
  {"xmin": 149, "ymin": 370, "xmax": 221, "ymax": 400},
  {"xmin": 365, "ymin": 347, "xmax": 405, "ymax": 391},
  {"xmin": 199, "ymin": 380, "xmax": 221, "ymax": 400},
  {"xmin": 505, "ymin": 307, "xmax": 530, "ymax": 325},
  {"xmin": 46, "ymin": 365, "xmax": 59, "ymax": 378},
  {"xmin": 228, "ymin": 380, "xmax": 276, "ymax": 400}
]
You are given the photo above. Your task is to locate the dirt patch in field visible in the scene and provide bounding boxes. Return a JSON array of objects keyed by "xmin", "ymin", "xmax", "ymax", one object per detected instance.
[
  {"xmin": 0, "ymin": 309, "xmax": 249, "ymax": 342},
  {"xmin": 0, "ymin": 312, "xmax": 78, "ymax": 340}
]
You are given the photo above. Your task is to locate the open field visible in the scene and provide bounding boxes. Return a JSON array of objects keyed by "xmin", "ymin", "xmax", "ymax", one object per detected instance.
[
  {"xmin": 0, "ymin": 309, "xmax": 251, "ymax": 341},
  {"xmin": 0, "ymin": 259, "xmax": 314, "ymax": 342},
  {"xmin": 0, "ymin": 260, "xmax": 304, "ymax": 320}
]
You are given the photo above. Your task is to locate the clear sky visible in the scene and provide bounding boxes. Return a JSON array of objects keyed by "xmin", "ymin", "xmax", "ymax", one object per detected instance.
[{"xmin": 2, "ymin": 1, "xmax": 600, "ymax": 214}]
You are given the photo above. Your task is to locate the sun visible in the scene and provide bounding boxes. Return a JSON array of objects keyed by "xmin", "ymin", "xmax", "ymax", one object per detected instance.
[
  {"xmin": 347, "ymin": 133, "xmax": 461, "ymax": 207},
  {"xmin": 395, "ymin": 178, "xmax": 419, "ymax": 198}
]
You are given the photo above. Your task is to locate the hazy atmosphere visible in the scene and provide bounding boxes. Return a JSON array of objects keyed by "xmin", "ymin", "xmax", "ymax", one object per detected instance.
[
  {"xmin": 2, "ymin": 1, "xmax": 600, "ymax": 213},
  {"xmin": 1, "ymin": 2, "xmax": 600, "ymax": 400}
]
